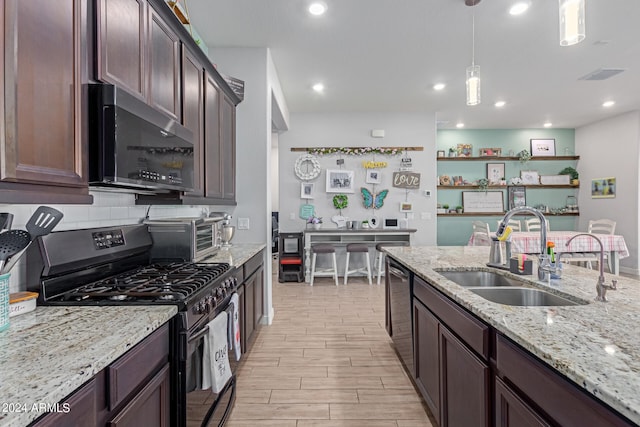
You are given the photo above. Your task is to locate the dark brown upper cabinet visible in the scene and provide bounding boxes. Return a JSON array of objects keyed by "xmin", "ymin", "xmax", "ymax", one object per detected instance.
[
  {"xmin": 181, "ymin": 48, "xmax": 205, "ymax": 198},
  {"xmin": 221, "ymin": 93, "xmax": 237, "ymax": 201},
  {"xmin": 96, "ymin": 0, "xmax": 181, "ymax": 121},
  {"xmin": 204, "ymin": 73, "xmax": 223, "ymax": 200},
  {"xmin": 0, "ymin": 0, "xmax": 92, "ymax": 203}
]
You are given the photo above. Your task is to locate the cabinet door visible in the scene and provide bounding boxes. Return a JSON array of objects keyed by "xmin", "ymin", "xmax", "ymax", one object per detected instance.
[
  {"xmin": 204, "ymin": 73, "xmax": 223, "ymax": 199},
  {"xmin": 148, "ymin": 5, "xmax": 181, "ymax": 121},
  {"xmin": 495, "ymin": 377, "xmax": 551, "ymax": 427},
  {"xmin": 244, "ymin": 273, "xmax": 256, "ymax": 351},
  {"xmin": 182, "ymin": 49, "xmax": 205, "ymax": 197},
  {"xmin": 253, "ymin": 265, "xmax": 264, "ymax": 329},
  {"xmin": 413, "ymin": 300, "xmax": 440, "ymax": 421},
  {"xmin": 108, "ymin": 364, "xmax": 170, "ymax": 427},
  {"xmin": 96, "ymin": 0, "xmax": 146, "ymax": 100},
  {"xmin": 440, "ymin": 326, "xmax": 490, "ymax": 427},
  {"xmin": 1, "ymin": 0, "xmax": 90, "ymax": 198},
  {"xmin": 220, "ymin": 94, "xmax": 236, "ymax": 201},
  {"xmin": 32, "ymin": 378, "xmax": 97, "ymax": 426}
]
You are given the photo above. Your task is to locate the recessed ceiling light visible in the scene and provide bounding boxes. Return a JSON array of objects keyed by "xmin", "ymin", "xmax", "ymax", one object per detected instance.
[
  {"xmin": 308, "ymin": 2, "xmax": 327, "ymax": 16},
  {"xmin": 509, "ymin": 1, "xmax": 531, "ymax": 15},
  {"xmin": 494, "ymin": 101, "xmax": 506, "ymax": 107},
  {"xmin": 312, "ymin": 83, "xmax": 324, "ymax": 93},
  {"xmin": 602, "ymin": 101, "xmax": 615, "ymax": 107},
  {"xmin": 543, "ymin": 122, "xmax": 553, "ymax": 128},
  {"xmin": 433, "ymin": 83, "xmax": 446, "ymax": 91},
  {"xmin": 456, "ymin": 123, "xmax": 465, "ymax": 128}
]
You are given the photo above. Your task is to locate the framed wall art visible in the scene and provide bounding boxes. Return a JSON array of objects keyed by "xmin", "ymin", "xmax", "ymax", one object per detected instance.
[
  {"xmin": 366, "ymin": 169, "xmax": 382, "ymax": 184},
  {"xmin": 486, "ymin": 163, "xmax": 505, "ymax": 184},
  {"xmin": 326, "ymin": 169, "xmax": 355, "ymax": 193},
  {"xmin": 591, "ymin": 177, "xmax": 616, "ymax": 198},
  {"xmin": 399, "ymin": 202, "xmax": 413, "ymax": 213},
  {"xmin": 508, "ymin": 186, "xmax": 526, "ymax": 209},
  {"xmin": 520, "ymin": 170, "xmax": 540, "ymax": 185},
  {"xmin": 456, "ymin": 143, "xmax": 473, "ymax": 157},
  {"xmin": 479, "ymin": 148, "xmax": 502, "ymax": 157},
  {"xmin": 462, "ymin": 191, "xmax": 504, "ymax": 213},
  {"xmin": 530, "ymin": 138, "xmax": 556, "ymax": 157},
  {"xmin": 300, "ymin": 182, "xmax": 314, "ymax": 199}
]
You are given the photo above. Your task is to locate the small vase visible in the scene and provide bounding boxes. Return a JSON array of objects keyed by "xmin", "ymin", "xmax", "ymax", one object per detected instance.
[{"xmin": 312, "ymin": 223, "xmax": 321, "ymax": 230}]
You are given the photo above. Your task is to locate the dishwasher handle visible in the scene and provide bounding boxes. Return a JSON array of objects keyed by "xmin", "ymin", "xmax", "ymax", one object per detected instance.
[{"xmin": 388, "ymin": 265, "xmax": 409, "ymax": 280}]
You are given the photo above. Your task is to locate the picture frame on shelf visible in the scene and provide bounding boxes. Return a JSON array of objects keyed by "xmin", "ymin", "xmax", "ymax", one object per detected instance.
[
  {"xmin": 508, "ymin": 186, "xmax": 526, "ymax": 209},
  {"xmin": 486, "ymin": 163, "xmax": 505, "ymax": 184},
  {"xmin": 530, "ymin": 138, "xmax": 556, "ymax": 157},
  {"xmin": 300, "ymin": 182, "xmax": 314, "ymax": 199},
  {"xmin": 399, "ymin": 202, "xmax": 413, "ymax": 213},
  {"xmin": 462, "ymin": 191, "xmax": 504, "ymax": 213},
  {"xmin": 365, "ymin": 169, "xmax": 382, "ymax": 184},
  {"xmin": 591, "ymin": 177, "xmax": 616, "ymax": 199},
  {"xmin": 437, "ymin": 150, "xmax": 446, "ymax": 158},
  {"xmin": 520, "ymin": 170, "xmax": 540, "ymax": 185},
  {"xmin": 479, "ymin": 148, "xmax": 502, "ymax": 157},
  {"xmin": 456, "ymin": 143, "xmax": 473, "ymax": 157},
  {"xmin": 326, "ymin": 169, "xmax": 355, "ymax": 193}
]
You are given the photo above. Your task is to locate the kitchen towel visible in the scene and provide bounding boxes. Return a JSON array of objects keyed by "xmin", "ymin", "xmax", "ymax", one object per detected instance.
[
  {"xmin": 201, "ymin": 312, "xmax": 232, "ymax": 393},
  {"xmin": 228, "ymin": 292, "xmax": 241, "ymax": 361}
]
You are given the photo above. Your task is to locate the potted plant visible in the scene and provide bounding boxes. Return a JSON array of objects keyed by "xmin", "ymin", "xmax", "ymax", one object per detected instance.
[
  {"xmin": 448, "ymin": 147, "xmax": 457, "ymax": 157},
  {"xmin": 442, "ymin": 204, "xmax": 450, "ymax": 213},
  {"xmin": 456, "ymin": 205, "xmax": 464, "ymax": 214},
  {"xmin": 361, "ymin": 220, "xmax": 370, "ymax": 229},
  {"xmin": 307, "ymin": 215, "xmax": 323, "ymax": 230},
  {"xmin": 559, "ymin": 166, "xmax": 579, "ymax": 185}
]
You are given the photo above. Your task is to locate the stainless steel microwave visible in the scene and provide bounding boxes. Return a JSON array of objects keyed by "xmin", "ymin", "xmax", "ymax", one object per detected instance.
[{"xmin": 89, "ymin": 84, "xmax": 194, "ymax": 192}]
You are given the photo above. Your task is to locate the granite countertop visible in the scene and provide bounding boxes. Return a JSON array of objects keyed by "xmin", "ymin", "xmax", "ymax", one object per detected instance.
[
  {"xmin": 385, "ymin": 245, "xmax": 640, "ymax": 425},
  {"xmin": 204, "ymin": 243, "xmax": 266, "ymax": 268},
  {"xmin": 0, "ymin": 305, "xmax": 177, "ymax": 427}
]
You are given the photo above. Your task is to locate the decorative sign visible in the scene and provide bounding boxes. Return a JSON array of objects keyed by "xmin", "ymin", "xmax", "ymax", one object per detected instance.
[
  {"xmin": 462, "ymin": 191, "xmax": 504, "ymax": 213},
  {"xmin": 400, "ymin": 157, "xmax": 412, "ymax": 171},
  {"xmin": 362, "ymin": 161, "xmax": 388, "ymax": 169},
  {"xmin": 299, "ymin": 204, "xmax": 315, "ymax": 219},
  {"xmin": 392, "ymin": 172, "xmax": 421, "ymax": 189}
]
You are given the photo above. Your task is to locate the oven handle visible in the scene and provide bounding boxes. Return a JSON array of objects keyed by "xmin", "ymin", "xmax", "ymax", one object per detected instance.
[
  {"xmin": 202, "ymin": 375, "xmax": 236, "ymax": 427},
  {"xmin": 188, "ymin": 325, "xmax": 210, "ymax": 343}
]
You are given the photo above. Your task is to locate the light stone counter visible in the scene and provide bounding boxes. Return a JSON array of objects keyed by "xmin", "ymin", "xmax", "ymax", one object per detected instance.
[
  {"xmin": 385, "ymin": 245, "xmax": 640, "ymax": 425},
  {"xmin": 204, "ymin": 243, "xmax": 266, "ymax": 268},
  {"xmin": 0, "ymin": 305, "xmax": 177, "ymax": 427}
]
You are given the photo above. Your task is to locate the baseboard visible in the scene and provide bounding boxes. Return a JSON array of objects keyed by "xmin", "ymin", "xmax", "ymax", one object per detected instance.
[
  {"xmin": 261, "ymin": 306, "xmax": 275, "ymax": 325},
  {"xmin": 619, "ymin": 266, "xmax": 640, "ymax": 278}
]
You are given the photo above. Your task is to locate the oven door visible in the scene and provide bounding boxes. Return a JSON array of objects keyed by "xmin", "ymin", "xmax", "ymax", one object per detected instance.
[{"xmin": 185, "ymin": 309, "xmax": 238, "ymax": 427}]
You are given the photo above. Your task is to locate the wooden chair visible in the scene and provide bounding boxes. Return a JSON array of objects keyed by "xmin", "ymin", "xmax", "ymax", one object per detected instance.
[
  {"xmin": 471, "ymin": 221, "xmax": 492, "ymax": 246},
  {"xmin": 524, "ymin": 218, "xmax": 550, "ymax": 232},
  {"xmin": 496, "ymin": 219, "xmax": 521, "ymax": 232},
  {"xmin": 563, "ymin": 219, "xmax": 616, "ymax": 271}
]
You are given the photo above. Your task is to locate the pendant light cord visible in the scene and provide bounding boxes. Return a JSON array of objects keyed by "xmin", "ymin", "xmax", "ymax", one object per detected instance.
[{"xmin": 471, "ymin": 11, "xmax": 476, "ymax": 67}]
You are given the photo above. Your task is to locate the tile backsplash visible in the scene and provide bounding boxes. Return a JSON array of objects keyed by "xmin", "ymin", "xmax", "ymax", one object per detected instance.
[{"xmin": 1, "ymin": 189, "xmax": 230, "ymax": 293}]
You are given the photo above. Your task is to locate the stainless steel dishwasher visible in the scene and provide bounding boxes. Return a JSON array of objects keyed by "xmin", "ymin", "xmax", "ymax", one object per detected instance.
[{"xmin": 386, "ymin": 257, "xmax": 413, "ymax": 376}]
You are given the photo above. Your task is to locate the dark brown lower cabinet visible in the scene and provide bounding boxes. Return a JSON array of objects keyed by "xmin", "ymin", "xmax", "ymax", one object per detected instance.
[
  {"xmin": 413, "ymin": 299, "xmax": 440, "ymax": 419},
  {"xmin": 495, "ymin": 377, "xmax": 550, "ymax": 427},
  {"xmin": 31, "ymin": 322, "xmax": 170, "ymax": 427}
]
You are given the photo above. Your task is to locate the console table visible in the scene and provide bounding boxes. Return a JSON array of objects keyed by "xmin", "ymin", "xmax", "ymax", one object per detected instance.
[{"xmin": 302, "ymin": 228, "xmax": 416, "ymax": 283}]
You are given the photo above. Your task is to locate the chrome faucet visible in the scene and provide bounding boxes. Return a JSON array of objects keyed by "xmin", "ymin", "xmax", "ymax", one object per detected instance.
[
  {"xmin": 565, "ymin": 233, "xmax": 617, "ymax": 302},
  {"xmin": 496, "ymin": 207, "xmax": 550, "ymax": 280}
]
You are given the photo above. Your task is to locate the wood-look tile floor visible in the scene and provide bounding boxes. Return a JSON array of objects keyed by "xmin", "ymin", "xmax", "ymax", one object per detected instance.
[{"xmin": 227, "ymin": 266, "xmax": 436, "ymax": 427}]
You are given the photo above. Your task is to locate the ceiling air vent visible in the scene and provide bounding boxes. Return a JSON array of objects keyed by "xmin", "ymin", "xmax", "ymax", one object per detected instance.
[{"xmin": 578, "ymin": 68, "xmax": 625, "ymax": 81}]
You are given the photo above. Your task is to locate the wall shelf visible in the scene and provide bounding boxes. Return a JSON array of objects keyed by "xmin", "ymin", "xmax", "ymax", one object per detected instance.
[
  {"xmin": 437, "ymin": 212, "xmax": 579, "ymax": 217},
  {"xmin": 437, "ymin": 155, "xmax": 579, "ymax": 161},
  {"xmin": 437, "ymin": 184, "xmax": 579, "ymax": 190}
]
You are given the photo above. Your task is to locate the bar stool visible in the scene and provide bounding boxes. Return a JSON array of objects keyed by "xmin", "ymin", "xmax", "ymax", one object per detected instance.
[
  {"xmin": 310, "ymin": 244, "xmax": 339, "ymax": 286},
  {"xmin": 344, "ymin": 243, "xmax": 372, "ymax": 285},
  {"xmin": 374, "ymin": 242, "xmax": 409, "ymax": 285}
]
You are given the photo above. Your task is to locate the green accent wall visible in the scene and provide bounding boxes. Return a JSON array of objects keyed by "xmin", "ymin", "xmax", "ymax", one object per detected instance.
[{"xmin": 437, "ymin": 129, "xmax": 578, "ymax": 246}]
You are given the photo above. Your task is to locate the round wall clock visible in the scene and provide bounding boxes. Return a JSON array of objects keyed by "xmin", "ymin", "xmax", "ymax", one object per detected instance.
[{"xmin": 294, "ymin": 154, "xmax": 321, "ymax": 180}]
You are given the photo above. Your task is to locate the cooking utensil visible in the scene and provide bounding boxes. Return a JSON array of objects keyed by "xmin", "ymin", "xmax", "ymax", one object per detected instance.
[
  {"xmin": 0, "ymin": 213, "xmax": 13, "ymax": 232},
  {"xmin": 0, "ymin": 230, "xmax": 31, "ymax": 272},
  {"xmin": 1, "ymin": 206, "xmax": 64, "ymax": 274},
  {"xmin": 26, "ymin": 206, "xmax": 63, "ymax": 239}
]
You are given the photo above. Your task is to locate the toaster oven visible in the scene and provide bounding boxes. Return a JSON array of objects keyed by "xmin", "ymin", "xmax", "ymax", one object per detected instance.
[{"xmin": 145, "ymin": 217, "xmax": 223, "ymax": 262}]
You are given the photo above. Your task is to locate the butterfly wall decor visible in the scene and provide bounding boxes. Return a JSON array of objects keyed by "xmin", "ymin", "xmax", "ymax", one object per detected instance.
[{"xmin": 361, "ymin": 187, "xmax": 389, "ymax": 209}]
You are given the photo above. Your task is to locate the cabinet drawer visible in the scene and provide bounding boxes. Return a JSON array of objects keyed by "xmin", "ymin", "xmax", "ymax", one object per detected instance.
[
  {"xmin": 243, "ymin": 252, "xmax": 263, "ymax": 277},
  {"xmin": 496, "ymin": 334, "xmax": 634, "ymax": 427},
  {"xmin": 107, "ymin": 323, "xmax": 169, "ymax": 410},
  {"xmin": 413, "ymin": 275, "xmax": 489, "ymax": 359}
]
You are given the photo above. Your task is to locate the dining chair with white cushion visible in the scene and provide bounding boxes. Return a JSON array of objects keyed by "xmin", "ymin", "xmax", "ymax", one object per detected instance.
[
  {"xmin": 496, "ymin": 219, "xmax": 521, "ymax": 232},
  {"xmin": 524, "ymin": 218, "xmax": 550, "ymax": 232},
  {"xmin": 471, "ymin": 221, "xmax": 492, "ymax": 246},
  {"xmin": 564, "ymin": 219, "xmax": 616, "ymax": 271},
  {"xmin": 588, "ymin": 219, "xmax": 616, "ymax": 235}
]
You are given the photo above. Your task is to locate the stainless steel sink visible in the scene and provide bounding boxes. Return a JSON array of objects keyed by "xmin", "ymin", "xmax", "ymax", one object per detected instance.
[
  {"xmin": 438, "ymin": 270, "xmax": 589, "ymax": 306},
  {"xmin": 469, "ymin": 287, "xmax": 588, "ymax": 307},
  {"xmin": 439, "ymin": 270, "xmax": 524, "ymax": 287}
]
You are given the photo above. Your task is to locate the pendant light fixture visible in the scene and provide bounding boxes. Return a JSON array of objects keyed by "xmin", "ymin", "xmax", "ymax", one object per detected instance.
[
  {"xmin": 466, "ymin": 2, "xmax": 480, "ymax": 106},
  {"xmin": 559, "ymin": 0, "xmax": 585, "ymax": 46}
]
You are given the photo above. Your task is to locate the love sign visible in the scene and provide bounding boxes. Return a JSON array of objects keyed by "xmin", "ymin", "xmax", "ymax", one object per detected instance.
[{"xmin": 392, "ymin": 172, "xmax": 421, "ymax": 189}]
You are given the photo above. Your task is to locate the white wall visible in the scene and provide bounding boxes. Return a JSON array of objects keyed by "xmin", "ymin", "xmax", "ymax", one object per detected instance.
[
  {"xmin": 271, "ymin": 133, "xmax": 279, "ymax": 212},
  {"xmin": 278, "ymin": 112, "xmax": 437, "ymax": 246},
  {"xmin": 576, "ymin": 111, "xmax": 640, "ymax": 274}
]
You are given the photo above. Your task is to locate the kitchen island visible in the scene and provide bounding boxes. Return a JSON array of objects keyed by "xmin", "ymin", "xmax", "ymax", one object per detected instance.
[
  {"xmin": 0, "ymin": 305, "xmax": 176, "ymax": 426},
  {"xmin": 384, "ymin": 245, "xmax": 640, "ymax": 425}
]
